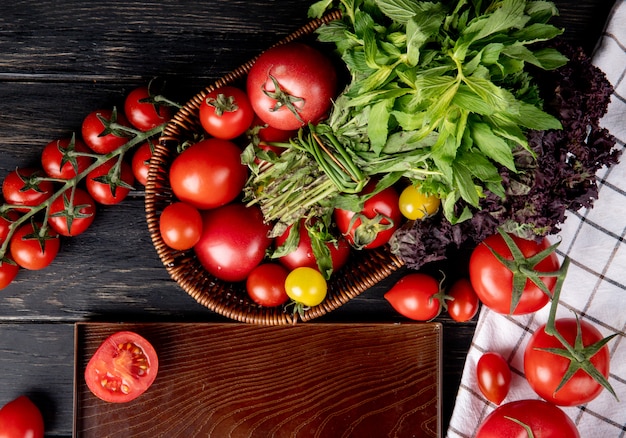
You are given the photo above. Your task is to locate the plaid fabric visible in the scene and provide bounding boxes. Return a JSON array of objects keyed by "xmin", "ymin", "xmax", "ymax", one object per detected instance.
[{"xmin": 447, "ymin": 2, "xmax": 626, "ymax": 436}]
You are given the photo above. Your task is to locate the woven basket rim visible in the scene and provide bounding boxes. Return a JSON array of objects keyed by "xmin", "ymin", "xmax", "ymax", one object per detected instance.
[{"xmin": 144, "ymin": 10, "xmax": 405, "ymax": 325}]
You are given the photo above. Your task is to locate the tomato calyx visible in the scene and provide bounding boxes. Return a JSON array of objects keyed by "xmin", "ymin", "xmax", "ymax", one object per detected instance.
[
  {"xmin": 91, "ymin": 158, "xmax": 135, "ymax": 198},
  {"xmin": 263, "ymin": 74, "xmax": 306, "ymax": 124},
  {"xmin": 22, "ymin": 219, "xmax": 58, "ymax": 252},
  {"xmin": 49, "ymin": 189, "xmax": 94, "ymax": 231},
  {"xmin": 95, "ymin": 107, "xmax": 137, "ymax": 140},
  {"xmin": 484, "ymin": 228, "xmax": 561, "ymax": 314},
  {"xmin": 345, "ymin": 211, "xmax": 393, "ymax": 249},
  {"xmin": 205, "ymin": 93, "xmax": 240, "ymax": 117}
]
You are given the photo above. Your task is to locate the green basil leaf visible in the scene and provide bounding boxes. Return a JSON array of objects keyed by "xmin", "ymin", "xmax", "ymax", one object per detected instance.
[
  {"xmin": 368, "ymin": 99, "xmax": 394, "ymax": 155},
  {"xmin": 471, "ymin": 121, "xmax": 517, "ymax": 170}
]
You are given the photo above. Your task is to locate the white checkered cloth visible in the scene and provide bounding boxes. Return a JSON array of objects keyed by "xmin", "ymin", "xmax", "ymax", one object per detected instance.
[{"xmin": 447, "ymin": 1, "xmax": 626, "ymax": 436}]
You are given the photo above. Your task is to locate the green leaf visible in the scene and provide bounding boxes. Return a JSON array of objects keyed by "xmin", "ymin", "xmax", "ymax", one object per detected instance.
[
  {"xmin": 525, "ymin": 0, "xmax": 559, "ymax": 23},
  {"xmin": 405, "ymin": 8, "xmax": 445, "ymax": 66},
  {"xmin": 452, "ymin": 85, "xmax": 495, "ymax": 115},
  {"xmin": 464, "ymin": 0, "xmax": 529, "ymax": 43},
  {"xmin": 308, "ymin": 0, "xmax": 333, "ymax": 18},
  {"xmin": 368, "ymin": 99, "xmax": 394, "ymax": 155},
  {"xmin": 471, "ymin": 121, "xmax": 517, "ymax": 170},
  {"xmin": 508, "ymin": 101, "xmax": 563, "ymax": 131},
  {"xmin": 532, "ymin": 47, "xmax": 569, "ymax": 70},
  {"xmin": 375, "ymin": 0, "xmax": 445, "ymax": 25},
  {"xmin": 512, "ymin": 22, "xmax": 563, "ymax": 43}
]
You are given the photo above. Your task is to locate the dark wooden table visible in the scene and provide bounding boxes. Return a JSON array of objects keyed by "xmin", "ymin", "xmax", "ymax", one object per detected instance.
[{"xmin": 0, "ymin": 1, "xmax": 614, "ymax": 436}]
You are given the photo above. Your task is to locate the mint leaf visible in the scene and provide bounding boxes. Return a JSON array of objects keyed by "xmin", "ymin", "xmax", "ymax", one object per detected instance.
[{"xmin": 471, "ymin": 121, "xmax": 517, "ymax": 170}]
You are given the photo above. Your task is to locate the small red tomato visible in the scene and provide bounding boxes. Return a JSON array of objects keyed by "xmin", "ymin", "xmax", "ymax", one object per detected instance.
[
  {"xmin": 131, "ymin": 142, "xmax": 153, "ymax": 186},
  {"xmin": 124, "ymin": 86, "xmax": 173, "ymax": 132},
  {"xmin": 447, "ymin": 278, "xmax": 480, "ymax": 322},
  {"xmin": 48, "ymin": 188, "xmax": 96, "ymax": 237},
  {"xmin": 384, "ymin": 273, "xmax": 442, "ymax": 321},
  {"xmin": 199, "ymin": 86, "xmax": 255, "ymax": 140},
  {"xmin": 159, "ymin": 202, "xmax": 203, "ymax": 251},
  {"xmin": 476, "ymin": 352, "xmax": 511, "ymax": 405},
  {"xmin": 246, "ymin": 263, "xmax": 290, "ymax": 307},
  {"xmin": 86, "ymin": 159, "xmax": 134, "ymax": 205},
  {"xmin": 2, "ymin": 168, "xmax": 54, "ymax": 212},
  {"xmin": 0, "ymin": 395, "xmax": 45, "ymax": 438},
  {"xmin": 10, "ymin": 221, "xmax": 60, "ymax": 270},
  {"xmin": 82, "ymin": 109, "xmax": 132, "ymax": 154},
  {"xmin": 41, "ymin": 137, "xmax": 94, "ymax": 179},
  {"xmin": 0, "ymin": 258, "xmax": 19, "ymax": 290}
]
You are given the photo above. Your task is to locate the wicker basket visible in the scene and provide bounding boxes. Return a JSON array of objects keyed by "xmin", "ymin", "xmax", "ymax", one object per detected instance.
[{"xmin": 144, "ymin": 11, "xmax": 405, "ymax": 325}]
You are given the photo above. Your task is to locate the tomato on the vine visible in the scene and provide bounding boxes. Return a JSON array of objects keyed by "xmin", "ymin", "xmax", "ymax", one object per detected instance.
[
  {"xmin": 334, "ymin": 183, "xmax": 402, "ymax": 250},
  {"xmin": 169, "ymin": 138, "xmax": 248, "ymax": 210},
  {"xmin": 199, "ymin": 86, "xmax": 255, "ymax": 140},
  {"xmin": 0, "ymin": 212, "xmax": 20, "ymax": 289},
  {"xmin": 85, "ymin": 331, "xmax": 158, "ymax": 403},
  {"xmin": 284, "ymin": 266, "xmax": 328, "ymax": 308},
  {"xmin": 476, "ymin": 352, "xmax": 511, "ymax": 405},
  {"xmin": 246, "ymin": 42, "xmax": 337, "ymax": 131},
  {"xmin": 10, "ymin": 221, "xmax": 60, "ymax": 270},
  {"xmin": 48, "ymin": 188, "xmax": 96, "ymax": 237},
  {"xmin": 398, "ymin": 184, "xmax": 440, "ymax": 220},
  {"xmin": 82, "ymin": 109, "xmax": 132, "ymax": 154},
  {"xmin": 524, "ymin": 318, "xmax": 611, "ymax": 406},
  {"xmin": 124, "ymin": 86, "xmax": 173, "ymax": 132},
  {"xmin": 41, "ymin": 137, "xmax": 94, "ymax": 179},
  {"xmin": 0, "ymin": 395, "xmax": 44, "ymax": 438},
  {"xmin": 2, "ymin": 168, "xmax": 54, "ymax": 212},
  {"xmin": 131, "ymin": 141, "xmax": 153, "ymax": 186},
  {"xmin": 159, "ymin": 202, "xmax": 203, "ymax": 251},
  {"xmin": 86, "ymin": 158, "xmax": 134, "ymax": 205},
  {"xmin": 475, "ymin": 399, "xmax": 580, "ymax": 438},
  {"xmin": 469, "ymin": 232, "xmax": 559, "ymax": 314},
  {"xmin": 246, "ymin": 263, "xmax": 290, "ymax": 307},
  {"xmin": 447, "ymin": 278, "xmax": 479, "ymax": 322},
  {"xmin": 194, "ymin": 203, "xmax": 272, "ymax": 282},
  {"xmin": 384, "ymin": 273, "xmax": 443, "ymax": 321}
]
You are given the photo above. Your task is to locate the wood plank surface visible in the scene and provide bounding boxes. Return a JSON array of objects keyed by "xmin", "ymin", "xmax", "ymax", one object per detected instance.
[{"xmin": 0, "ymin": 0, "xmax": 615, "ymax": 436}]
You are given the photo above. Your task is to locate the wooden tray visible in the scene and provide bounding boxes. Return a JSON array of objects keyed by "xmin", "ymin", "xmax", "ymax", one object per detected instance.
[{"xmin": 74, "ymin": 322, "xmax": 442, "ymax": 437}]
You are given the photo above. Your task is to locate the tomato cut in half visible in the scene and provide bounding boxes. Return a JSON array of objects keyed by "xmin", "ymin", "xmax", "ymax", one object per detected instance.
[{"xmin": 85, "ymin": 331, "xmax": 159, "ymax": 403}]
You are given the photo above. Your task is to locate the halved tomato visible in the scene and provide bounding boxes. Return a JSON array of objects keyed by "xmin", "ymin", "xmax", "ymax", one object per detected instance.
[{"xmin": 85, "ymin": 331, "xmax": 158, "ymax": 403}]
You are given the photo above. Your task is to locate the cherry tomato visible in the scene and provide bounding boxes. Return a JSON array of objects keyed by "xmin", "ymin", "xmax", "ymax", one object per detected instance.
[
  {"xmin": 524, "ymin": 318, "xmax": 610, "ymax": 406},
  {"xmin": 384, "ymin": 273, "xmax": 442, "ymax": 321},
  {"xmin": 447, "ymin": 278, "xmax": 479, "ymax": 322},
  {"xmin": 2, "ymin": 168, "xmax": 54, "ymax": 212},
  {"xmin": 398, "ymin": 184, "xmax": 440, "ymax": 220},
  {"xmin": 47, "ymin": 188, "xmax": 96, "ymax": 237},
  {"xmin": 469, "ymin": 232, "xmax": 559, "ymax": 314},
  {"xmin": 131, "ymin": 142, "xmax": 153, "ymax": 186},
  {"xmin": 124, "ymin": 86, "xmax": 172, "ymax": 132},
  {"xmin": 247, "ymin": 42, "xmax": 337, "ymax": 130},
  {"xmin": 85, "ymin": 331, "xmax": 158, "ymax": 403},
  {"xmin": 246, "ymin": 263, "xmax": 290, "ymax": 307},
  {"xmin": 10, "ymin": 221, "xmax": 60, "ymax": 270},
  {"xmin": 169, "ymin": 138, "xmax": 248, "ymax": 210},
  {"xmin": 86, "ymin": 158, "xmax": 134, "ymax": 205},
  {"xmin": 0, "ymin": 258, "xmax": 19, "ymax": 290},
  {"xmin": 476, "ymin": 352, "xmax": 511, "ymax": 405},
  {"xmin": 334, "ymin": 183, "xmax": 402, "ymax": 250},
  {"xmin": 284, "ymin": 266, "xmax": 328, "ymax": 307},
  {"xmin": 0, "ymin": 395, "xmax": 44, "ymax": 438},
  {"xmin": 41, "ymin": 137, "xmax": 94, "ymax": 179},
  {"xmin": 476, "ymin": 399, "xmax": 580, "ymax": 437},
  {"xmin": 159, "ymin": 202, "xmax": 203, "ymax": 251},
  {"xmin": 250, "ymin": 116, "xmax": 296, "ymax": 143},
  {"xmin": 199, "ymin": 86, "xmax": 255, "ymax": 140},
  {"xmin": 194, "ymin": 203, "xmax": 272, "ymax": 282},
  {"xmin": 82, "ymin": 109, "xmax": 132, "ymax": 154}
]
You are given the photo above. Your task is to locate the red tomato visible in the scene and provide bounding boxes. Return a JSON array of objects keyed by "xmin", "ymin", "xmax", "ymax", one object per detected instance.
[
  {"xmin": 47, "ymin": 188, "xmax": 96, "ymax": 237},
  {"xmin": 41, "ymin": 137, "xmax": 94, "ymax": 179},
  {"xmin": 447, "ymin": 278, "xmax": 479, "ymax": 322},
  {"xmin": 10, "ymin": 221, "xmax": 60, "ymax": 270},
  {"xmin": 124, "ymin": 86, "xmax": 172, "ymax": 132},
  {"xmin": 169, "ymin": 138, "xmax": 248, "ymax": 210},
  {"xmin": 476, "ymin": 352, "xmax": 511, "ymax": 405},
  {"xmin": 384, "ymin": 273, "xmax": 442, "ymax": 321},
  {"xmin": 194, "ymin": 203, "xmax": 272, "ymax": 282},
  {"xmin": 274, "ymin": 219, "xmax": 351, "ymax": 275},
  {"xmin": 476, "ymin": 399, "xmax": 580, "ymax": 437},
  {"xmin": 82, "ymin": 109, "xmax": 132, "ymax": 154},
  {"xmin": 199, "ymin": 86, "xmax": 255, "ymax": 139},
  {"xmin": 524, "ymin": 318, "xmax": 610, "ymax": 406},
  {"xmin": 159, "ymin": 202, "xmax": 203, "ymax": 251},
  {"xmin": 0, "ymin": 211, "xmax": 19, "ymax": 242},
  {"xmin": 246, "ymin": 42, "xmax": 337, "ymax": 130},
  {"xmin": 251, "ymin": 116, "xmax": 296, "ymax": 143},
  {"xmin": 2, "ymin": 168, "xmax": 54, "ymax": 212},
  {"xmin": 469, "ymin": 232, "xmax": 559, "ymax": 314},
  {"xmin": 86, "ymin": 158, "xmax": 134, "ymax": 205},
  {"xmin": 334, "ymin": 183, "xmax": 402, "ymax": 249},
  {"xmin": 0, "ymin": 259, "xmax": 19, "ymax": 290},
  {"xmin": 0, "ymin": 395, "xmax": 44, "ymax": 438},
  {"xmin": 246, "ymin": 263, "xmax": 290, "ymax": 307},
  {"xmin": 131, "ymin": 142, "xmax": 153, "ymax": 186},
  {"xmin": 85, "ymin": 331, "xmax": 159, "ymax": 403}
]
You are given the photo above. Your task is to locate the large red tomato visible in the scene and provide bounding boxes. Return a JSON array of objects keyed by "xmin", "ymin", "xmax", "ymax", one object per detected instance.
[
  {"xmin": 0, "ymin": 395, "xmax": 44, "ymax": 438},
  {"xmin": 246, "ymin": 42, "xmax": 337, "ymax": 131},
  {"xmin": 524, "ymin": 318, "xmax": 611, "ymax": 406},
  {"xmin": 469, "ymin": 232, "xmax": 559, "ymax": 314},
  {"xmin": 194, "ymin": 203, "xmax": 272, "ymax": 282},
  {"xmin": 476, "ymin": 399, "xmax": 579, "ymax": 437},
  {"xmin": 169, "ymin": 138, "xmax": 248, "ymax": 210}
]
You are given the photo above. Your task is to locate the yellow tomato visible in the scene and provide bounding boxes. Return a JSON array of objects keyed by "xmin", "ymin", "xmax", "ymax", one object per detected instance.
[
  {"xmin": 284, "ymin": 267, "xmax": 327, "ymax": 307},
  {"xmin": 398, "ymin": 184, "xmax": 440, "ymax": 220}
]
